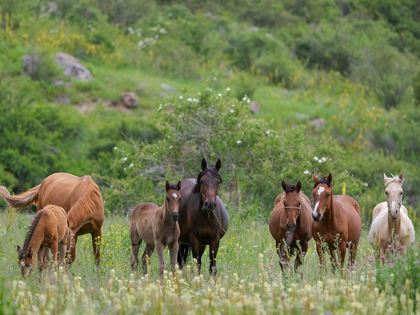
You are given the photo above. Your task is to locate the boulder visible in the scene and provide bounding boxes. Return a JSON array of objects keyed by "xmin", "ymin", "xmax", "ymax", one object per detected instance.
[
  {"xmin": 249, "ymin": 101, "xmax": 260, "ymax": 114},
  {"xmin": 56, "ymin": 94, "xmax": 70, "ymax": 104},
  {"xmin": 22, "ymin": 55, "xmax": 39, "ymax": 75},
  {"xmin": 121, "ymin": 92, "xmax": 139, "ymax": 109},
  {"xmin": 56, "ymin": 52, "xmax": 93, "ymax": 82}
]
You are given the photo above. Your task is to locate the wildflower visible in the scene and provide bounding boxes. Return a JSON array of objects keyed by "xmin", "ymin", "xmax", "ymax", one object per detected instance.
[
  {"xmin": 218, "ymin": 93, "xmax": 222, "ymax": 97},
  {"xmin": 236, "ymin": 140, "xmax": 242, "ymax": 144},
  {"xmin": 304, "ymin": 170, "xmax": 310, "ymax": 174},
  {"xmin": 269, "ymin": 263, "xmax": 275, "ymax": 267},
  {"xmin": 369, "ymin": 258, "xmax": 374, "ymax": 262},
  {"xmin": 226, "ymin": 87, "xmax": 231, "ymax": 92},
  {"xmin": 389, "ymin": 264, "xmax": 393, "ymax": 269},
  {"xmin": 321, "ymin": 157, "xmax": 327, "ymax": 162},
  {"xmin": 179, "ymin": 96, "xmax": 183, "ymax": 99},
  {"xmin": 113, "ymin": 146, "xmax": 117, "ymax": 150},
  {"xmin": 402, "ymin": 259, "xmax": 405, "ymax": 264},
  {"xmin": 230, "ymin": 109, "xmax": 234, "ymax": 113},
  {"xmin": 266, "ymin": 130, "xmax": 270, "ymax": 135},
  {"xmin": 314, "ymin": 156, "xmax": 319, "ymax": 161},
  {"xmin": 121, "ymin": 157, "xmax": 128, "ymax": 162},
  {"xmin": 387, "ymin": 244, "xmax": 393, "ymax": 249},
  {"xmin": 158, "ymin": 104, "xmax": 163, "ymax": 111},
  {"xmin": 393, "ymin": 249, "xmax": 398, "ymax": 253},
  {"xmin": 187, "ymin": 98, "xmax": 192, "ymax": 102},
  {"xmin": 129, "ymin": 163, "xmax": 134, "ymax": 167},
  {"xmin": 380, "ymin": 255, "xmax": 384, "ymax": 259}
]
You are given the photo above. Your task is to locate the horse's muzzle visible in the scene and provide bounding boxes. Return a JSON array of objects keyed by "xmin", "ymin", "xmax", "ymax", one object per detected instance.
[
  {"xmin": 203, "ymin": 201, "xmax": 216, "ymax": 212},
  {"xmin": 312, "ymin": 213, "xmax": 322, "ymax": 222},
  {"xmin": 172, "ymin": 212, "xmax": 179, "ymax": 221}
]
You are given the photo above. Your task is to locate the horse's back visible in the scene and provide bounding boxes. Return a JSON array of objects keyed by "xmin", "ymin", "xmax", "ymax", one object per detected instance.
[
  {"xmin": 400, "ymin": 207, "xmax": 416, "ymax": 243},
  {"xmin": 43, "ymin": 204, "xmax": 68, "ymax": 241},
  {"xmin": 334, "ymin": 195, "xmax": 362, "ymax": 241},
  {"xmin": 269, "ymin": 193, "xmax": 285, "ymax": 242}
]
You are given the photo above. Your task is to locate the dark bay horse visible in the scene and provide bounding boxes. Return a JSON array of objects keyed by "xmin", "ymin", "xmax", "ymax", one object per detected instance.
[
  {"xmin": 177, "ymin": 158, "xmax": 228, "ymax": 274},
  {"xmin": 0, "ymin": 173, "xmax": 104, "ymax": 265},
  {"xmin": 269, "ymin": 181, "xmax": 313, "ymax": 270},
  {"xmin": 311, "ymin": 173, "xmax": 362, "ymax": 269}
]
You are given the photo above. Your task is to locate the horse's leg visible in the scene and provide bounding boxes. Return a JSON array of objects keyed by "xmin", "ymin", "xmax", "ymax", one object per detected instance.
[
  {"xmin": 155, "ymin": 242, "xmax": 166, "ymax": 278},
  {"xmin": 209, "ymin": 238, "xmax": 220, "ymax": 275},
  {"xmin": 315, "ymin": 241, "xmax": 324, "ymax": 268},
  {"xmin": 169, "ymin": 241, "xmax": 179, "ymax": 274},
  {"xmin": 130, "ymin": 230, "xmax": 142, "ymax": 272},
  {"xmin": 177, "ymin": 243, "xmax": 189, "ymax": 268},
  {"xmin": 50, "ymin": 241, "xmax": 59, "ymax": 268},
  {"xmin": 37, "ymin": 251, "xmax": 45, "ymax": 277},
  {"xmin": 91, "ymin": 229, "xmax": 102, "ymax": 267},
  {"xmin": 189, "ymin": 236, "xmax": 201, "ymax": 273},
  {"xmin": 141, "ymin": 244, "xmax": 155, "ymax": 275},
  {"xmin": 67, "ymin": 234, "xmax": 78, "ymax": 265},
  {"xmin": 339, "ymin": 241, "xmax": 347, "ymax": 269},
  {"xmin": 295, "ymin": 242, "xmax": 308, "ymax": 270},
  {"xmin": 58, "ymin": 241, "xmax": 66, "ymax": 267},
  {"xmin": 349, "ymin": 242, "xmax": 358, "ymax": 267}
]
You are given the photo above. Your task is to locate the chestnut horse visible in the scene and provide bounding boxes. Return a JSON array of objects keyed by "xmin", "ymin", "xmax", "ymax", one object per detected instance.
[
  {"xmin": 16, "ymin": 205, "xmax": 71, "ymax": 277},
  {"xmin": 312, "ymin": 173, "xmax": 362, "ymax": 269},
  {"xmin": 0, "ymin": 173, "xmax": 104, "ymax": 265},
  {"xmin": 130, "ymin": 181, "xmax": 181, "ymax": 277},
  {"xmin": 177, "ymin": 158, "xmax": 228, "ymax": 274},
  {"xmin": 269, "ymin": 181, "xmax": 313, "ymax": 270},
  {"xmin": 369, "ymin": 173, "xmax": 415, "ymax": 255}
]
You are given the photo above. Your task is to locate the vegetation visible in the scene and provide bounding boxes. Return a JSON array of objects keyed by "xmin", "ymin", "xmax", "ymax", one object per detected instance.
[{"xmin": 1, "ymin": 0, "xmax": 420, "ymax": 313}]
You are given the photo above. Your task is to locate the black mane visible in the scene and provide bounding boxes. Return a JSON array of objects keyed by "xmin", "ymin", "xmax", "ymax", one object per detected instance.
[
  {"xmin": 314, "ymin": 177, "xmax": 332, "ymax": 188},
  {"xmin": 193, "ymin": 167, "xmax": 223, "ymax": 193},
  {"xmin": 283, "ymin": 183, "xmax": 296, "ymax": 193},
  {"xmin": 20, "ymin": 210, "xmax": 44, "ymax": 259}
]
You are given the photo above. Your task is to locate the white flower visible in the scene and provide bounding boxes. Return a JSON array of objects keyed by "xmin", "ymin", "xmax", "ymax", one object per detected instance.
[
  {"xmin": 237, "ymin": 123, "xmax": 241, "ymax": 127},
  {"xmin": 322, "ymin": 157, "xmax": 327, "ymax": 162},
  {"xmin": 193, "ymin": 98, "xmax": 198, "ymax": 103},
  {"xmin": 154, "ymin": 35, "xmax": 159, "ymax": 39},
  {"xmin": 113, "ymin": 147, "xmax": 117, "ymax": 150},
  {"xmin": 218, "ymin": 93, "xmax": 222, "ymax": 97},
  {"xmin": 304, "ymin": 170, "xmax": 310, "ymax": 174},
  {"xmin": 157, "ymin": 104, "xmax": 163, "ymax": 111},
  {"xmin": 179, "ymin": 96, "xmax": 183, "ymax": 99},
  {"xmin": 160, "ymin": 28, "xmax": 167, "ymax": 34},
  {"xmin": 364, "ymin": 183, "xmax": 369, "ymax": 187},
  {"xmin": 226, "ymin": 87, "xmax": 231, "ymax": 92},
  {"xmin": 230, "ymin": 109, "xmax": 234, "ymax": 113},
  {"xmin": 206, "ymin": 87, "xmax": 212, "ymax": 91},
  {"xmin": 314, "ymin": 156, "xmax": 319, "ymax": 161},
  {"xmin": 318, "ymin": 159, "xmax": 323, "ymax": 163},
  {"xmin": 187, "ymin": 98, "xmax": 192, "ymax": 102},
  {"xmin": 237, "ymin": 140, "xmax": 242, "ymax": 144},
  {"xmin": 121, "ymin": 157, "xmax": 128, "ymax": 162},
  {"xmin": 266, "ymin": 130, "xmax": 270, "ymax": 135},
  {"xmin": 129, "ymin": 163, "xmax": 134, "ymax": 167},
  {"xmin": 242, "ymin": 97, "xmax": 247, "ymax": 101}
]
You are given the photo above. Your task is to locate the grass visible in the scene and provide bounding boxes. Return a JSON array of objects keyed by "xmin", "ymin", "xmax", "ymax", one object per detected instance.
[{"xmin": 1, "ymin": 209, "xmax": 419, "ymax": 314}]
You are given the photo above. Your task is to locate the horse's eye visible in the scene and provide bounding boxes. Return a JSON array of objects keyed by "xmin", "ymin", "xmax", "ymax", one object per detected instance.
[
  {"xmin": 179, "ymin": 198, "xmax": 182, "ymax": 202},
  {"xmin": 386, "ymin": 192, "xmax": 388, "ymax": 195},
  {"xmin": 326, "ymin": 194, "xmax": 330, "ymax": 197},
  {"xmin": 166, "ymin": 197, "xmax": 170, "ymax": 202},
  {"xmin": 298, "ymin": 203, "xmax": 301, "ymax": 206},
  {"xmin": 400, "ymin": 192, "xmax": 403, "ymax": 195},
  {"xmin": 200, "ymin": 180, "xmax": 203, "ymax": 184}
]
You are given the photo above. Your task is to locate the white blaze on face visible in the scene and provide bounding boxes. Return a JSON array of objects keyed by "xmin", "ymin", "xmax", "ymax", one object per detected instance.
[
  {"xmin": 313, "ymin": 201, "xmax": 320, "ymax": 215},
  {"xmin": 392, "ymin": 201, "xmax": 395, "ymax": 210},
  {"xmin": 392, "ymin": 186, "xmax": 397, "ymax": 191},
  {"xmin": 20, "ymin": 260, "xmax": 25, "ymax": 267},
  {"xmin": 318, "ymin": 187, "xmax": 325, "ymax": 196},
  {"xmin": 172, "ymin": 193, "xmax": 178, "ymax": 199}
]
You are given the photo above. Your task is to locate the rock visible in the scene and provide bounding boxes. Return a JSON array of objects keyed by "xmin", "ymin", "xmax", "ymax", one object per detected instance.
[
  {"xmin": 56, "ymin": 52, "xmax": 93, "ymax": 82},
  {"xmin": 22, "ymin": 55, "xmax": 39, "ymax": 75},
  {"xmin": 249, "ymin": 101, "xmax": 260, "ymax": 114},
  {"xmin": 121, "ymin": 92, "xmax": 139, "ymax": 109},
  {"xmin": 309, "ymin": 118, "xmax": 326, "ymax": 129},
  {"xmin": 160, "ymin": 83, "xmax": 176, "ymax": 93},
  {"xmin": 56, "ymin": 94, "xmax": 70, "ymax": 104}
]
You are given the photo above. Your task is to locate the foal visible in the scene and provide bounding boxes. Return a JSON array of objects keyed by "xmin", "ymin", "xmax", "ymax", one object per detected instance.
[
  {"xmin": 130, "ymin": 181, "xmax": 181, "ymax": 277},
  {"xmin": 16, "ymin": 205, "xmax": 70, "ymax": 277}
]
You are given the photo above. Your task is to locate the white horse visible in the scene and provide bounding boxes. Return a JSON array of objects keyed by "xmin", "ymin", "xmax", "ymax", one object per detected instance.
[{"xmin": 369, "ymin": 173, "xmax": 415, "ymax": 255}]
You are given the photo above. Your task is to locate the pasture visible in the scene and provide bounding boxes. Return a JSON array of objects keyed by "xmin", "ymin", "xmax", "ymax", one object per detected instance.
[{"xmin": 1, "ymin": 209, "xmax": 419, "ymax": 314}]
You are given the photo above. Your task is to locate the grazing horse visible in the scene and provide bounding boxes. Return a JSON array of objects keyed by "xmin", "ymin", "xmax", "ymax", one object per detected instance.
[
  {"xmin": 130, "ymin": 181, "xmax": 182, "ymax": 277},
  {"xmin": 177, "ymin": 158, "xmax": 228, "ymax": 274},
  {"xmin": 0, "ymin": 173, "xmax": 104, "ymax": 265},
  {"xmin": 311, "ymin": 173, "xmax": 362, "ymax": 269},
  {"xmin": 369, "ymin": 173, "xmax": 415, "ymax": 255},
  {"xmin": 16, "ymin": 205, "xmax": 71, "ymax": 277},
  {"xmin": 269, "ymin": 181, "xmax": 313, "ymax": 270}
]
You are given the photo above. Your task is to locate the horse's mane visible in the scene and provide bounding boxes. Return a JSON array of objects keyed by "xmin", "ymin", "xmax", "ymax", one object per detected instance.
[
  {"xmin": 384, "ymin": 175, "xmax": 403, "ymax": 187},
  {"xmin": 314, "ymin": 177, "xmax": 332, "ymax": 188},
  {"xmin": 283, "ymin": 183, "xmax": 296, "ymax": 193},
  {"xmin": 193, "ymin": 167, "xmax": 223, "ymax": 193},
  {"xmin": 67, "ymin": 177, "xmax": 103, "ymax": 231},
  {"xmin": 20, "ymin": 210, "xmax": 44, "ymax": 258}
]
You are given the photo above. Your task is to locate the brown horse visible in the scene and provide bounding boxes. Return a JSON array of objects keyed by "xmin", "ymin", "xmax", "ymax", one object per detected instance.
[
  {"xmin": 1, "ymin": 173, "xmax": 104, "ymax": 265},
  {"xmin": 177, "ymin": 158, "xmax": 228, "ymax": 274},
  {"xmin": 269, "ymin": 181, "xmax": 313, "ymax": 270},
  {"xmin": 130, "ymin": 181, "xmax": 181, "ymax": 277},
  {"xmin": 16, "ymin": 205, "xmax": 71, "ymax": 277},
  {"xmin": 312, "ymin": 173, "xmax": 362, "ymax": 269}
]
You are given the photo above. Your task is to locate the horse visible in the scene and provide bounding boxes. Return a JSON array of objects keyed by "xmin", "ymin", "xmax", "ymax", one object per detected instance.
[
  {"xmin": 16, "ymin": 205, "xmax": 71, "ymax": 277},
  {"xmin": 0, "ymin": 173, "xmax": 104, "ymax": 265},
  {"xmin": 368, "ymin": 173, "xmax": 415, "ymax": 256},
  {"xmin": 130, "ymin": 181, "xmax": 181, "ymax": 277},
  {"xmin": 311, "ymin": 173, "xmax": 362, "ymax": 269},
  {"xmin": 177, "ymin": 158, "xmax": 228, "ymax": 274},
  {"xmin": 269, "ymin": 181, "xmax": 313, "ymax": 270}
]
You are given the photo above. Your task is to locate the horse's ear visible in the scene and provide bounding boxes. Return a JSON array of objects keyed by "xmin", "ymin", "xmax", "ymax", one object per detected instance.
[
  {"xmin": 281, "ymin": 180, "xmax": 287, "ymax": 192},
  {"xmin": 215, "ymin": 158, "xmax": 222, "ymax": 171},
  {"xmin": 16, "ymin": 245, "xmax": 21, "ymax": 253},
  {"xmin": 176, "ymin": 180, "xmax": 182, "ymax": 191},
  {"xmin": 165, "ymin": 181, "xmax": 171, "ymax": 191},
  {"xmin": 296, "ymin": 181, "xmax": 302, "ymax": 192},
  {"xmin": 327, "ymin": 173, "xmax": 333, "ymax": 183},
  {"xmin": 399, "ymin": 172, "xmax": 404, "ymax": 182},
  {"xmin": 201, "ymin": 158, "xmax": 207, "ymax": 171},
  {"xmin": 383, "ymin": 173, "xmax": 389, "ymax": 182},
  {"xmin": 312, "ymin": 172, "xmax": 318, "ymax": 182}
]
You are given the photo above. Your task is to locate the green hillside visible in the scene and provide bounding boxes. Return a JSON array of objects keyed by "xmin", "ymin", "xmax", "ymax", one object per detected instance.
[{"xmin": 1, "ymin": 0, "xmax": 420, "ymax": 223}]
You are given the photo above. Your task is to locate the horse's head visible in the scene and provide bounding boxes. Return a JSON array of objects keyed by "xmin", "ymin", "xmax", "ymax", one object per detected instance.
[
  {"xmin": 196, "ymin": 158, "xmax": 222, "ymax": 212},
  {"xmin": 16, "ymin": 245, "xmax": 34, "ymax": 277},
  {"xmin": 282, "ymin": 180, "xmax": 302, "ymax": 231},
  {"xmin": 384, "ymin": 173, "xmax": 404, "ymax": 219},
  {"xmin": 165, "ymin": 180, "xmax": 182, "ymax": 221},
  {"xmin": 312, "ymin": 173, "xmax": 333, "ymax": 222}
]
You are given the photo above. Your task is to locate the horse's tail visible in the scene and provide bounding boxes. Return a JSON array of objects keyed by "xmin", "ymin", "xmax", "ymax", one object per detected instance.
[{"xmin": 0, "ymin": 185, "xmax": 40, "ymax": 208}]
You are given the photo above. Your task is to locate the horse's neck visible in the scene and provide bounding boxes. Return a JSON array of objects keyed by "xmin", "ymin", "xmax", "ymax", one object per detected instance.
[
  {"xmin": 325, "ymin": 194, "xmax": 335, "ymax": 227},
  {"xmin": 161, "ymin": 200, "xmax": 176, "ymax": 225},
  {"xmin": 387, "ymin": 214, "xmax": 401, "ymax": 234},
  {"xmin": 26, "ymin": 229, "xmax": 43, "ymax": 257}
]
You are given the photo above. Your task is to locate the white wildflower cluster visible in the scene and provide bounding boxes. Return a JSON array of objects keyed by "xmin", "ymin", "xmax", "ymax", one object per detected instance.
[
  {"xmin": 314, "ymin": 156, "xmax": 327, "ymax": 163},
  {"xmin": 137, "ymin": 25, "xmax": 167, "ymax": 49}
]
